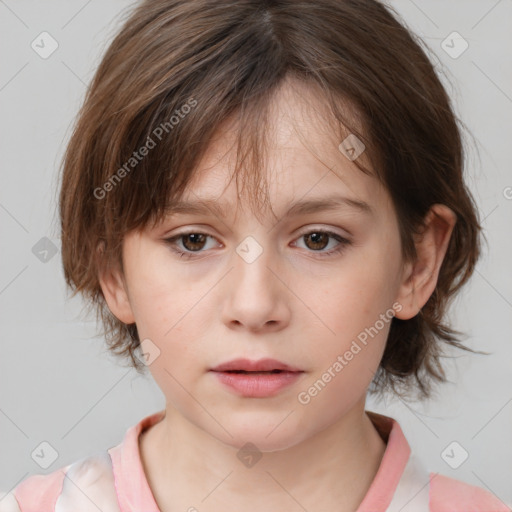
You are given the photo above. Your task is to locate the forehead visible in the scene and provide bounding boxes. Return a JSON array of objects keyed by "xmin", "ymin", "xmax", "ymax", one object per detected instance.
[{"xmin": 168, "ymin": 78, "xmax": 390, "ymax": 223}]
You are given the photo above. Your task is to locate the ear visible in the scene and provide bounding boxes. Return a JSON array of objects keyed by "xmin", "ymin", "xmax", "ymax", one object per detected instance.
[
  {"xmin": 394, "ymin": 204, "xmax": 457, "ymax": 320},
  {"xmin": 97, "ymin": 250, "xmax": 136, "ymax": 324}
]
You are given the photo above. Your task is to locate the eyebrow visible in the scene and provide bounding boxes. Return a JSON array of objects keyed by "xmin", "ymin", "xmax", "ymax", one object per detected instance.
[{"xmin": 164, "ymin": 194, "xmax": 373, "ymax": 219}]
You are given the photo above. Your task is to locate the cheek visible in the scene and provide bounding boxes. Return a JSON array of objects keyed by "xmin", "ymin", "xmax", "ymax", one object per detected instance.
[
  {"xmin": 293, "ymin": 238, "xmax": 400, "ymax": 380},
  {"xmin": 296, "ymin": 303, "xmax": 392, "ymax": 417},
  {"xmin": 125, "ymin": 258, "xmax": 211, "ymax": 375},
  {"xmin": 305, "ymin": 246, "xmax": 399, "ymax": 335},
  {"xmin": 295, "ymin": 328, "xmax": 388, "ymax": 426},
  {"xmin": 124, "ymin": 249, "xmax": 192, "ymax": 336}
]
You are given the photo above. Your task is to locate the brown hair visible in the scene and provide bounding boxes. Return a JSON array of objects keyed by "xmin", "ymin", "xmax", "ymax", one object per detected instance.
[{"xmin": 59, "ymin": 0, "xmax": 486, "ymax": 401}]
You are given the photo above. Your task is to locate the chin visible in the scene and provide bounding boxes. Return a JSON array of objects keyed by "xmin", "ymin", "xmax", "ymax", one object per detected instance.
[{"xmin": 207, "ymin": 417, "xmax": 308, "ymax": 454}]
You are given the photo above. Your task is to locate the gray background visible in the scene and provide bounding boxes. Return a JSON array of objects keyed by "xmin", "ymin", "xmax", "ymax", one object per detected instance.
[{"xmin": 1, "ymin": 0, "xmax": 511, "ymax": 506}]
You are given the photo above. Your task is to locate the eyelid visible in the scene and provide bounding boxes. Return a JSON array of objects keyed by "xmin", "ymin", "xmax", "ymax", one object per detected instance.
[{"xmin": 295, "ymin": 224, "xmax": 350, "ymax": 238}]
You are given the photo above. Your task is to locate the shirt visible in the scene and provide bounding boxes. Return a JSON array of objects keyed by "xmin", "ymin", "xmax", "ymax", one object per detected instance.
[{"xmin": 1, "ymin": 409, "xmax": 510, "ymax": 511}]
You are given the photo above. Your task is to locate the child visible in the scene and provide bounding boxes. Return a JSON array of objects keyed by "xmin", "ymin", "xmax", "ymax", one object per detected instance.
[{"xmin": 2, "ymin": 0, "xmax": 510, "ymax": 510}]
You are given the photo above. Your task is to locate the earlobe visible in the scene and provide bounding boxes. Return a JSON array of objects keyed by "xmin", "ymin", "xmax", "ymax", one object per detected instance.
[
  {"xmin": 394, "ymin": 259, "xmax": 418, "ymax": 318},
  {"xmin": 394, "ymin": 204, "xmax": 456, "ymax": 320},
  {"xmin": 98, "ymin": 264, "xmax": 136, "ymax": 325}
]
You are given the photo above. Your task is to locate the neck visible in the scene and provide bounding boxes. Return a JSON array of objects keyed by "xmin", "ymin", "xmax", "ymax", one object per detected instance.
[{"xmin": 139, "ymin": 401, "xmax": 387, "ymax": 512}]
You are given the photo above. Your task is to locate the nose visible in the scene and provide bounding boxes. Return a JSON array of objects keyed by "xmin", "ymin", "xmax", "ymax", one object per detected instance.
[{"xmin": 221, "ymin": 238, "xmax": 291, "ymax": 333}]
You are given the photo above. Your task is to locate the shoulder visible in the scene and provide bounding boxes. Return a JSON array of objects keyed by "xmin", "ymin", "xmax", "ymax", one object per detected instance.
[
  {"xmin": 2, "ymin": 450, "xmax": 120, "ymax": 512},
  {"xmin": 0, "ymin": 491, "xmax": 22, "ymax": 512},
  {"xmin": 0, "ymin": 467, "xmax": 66, "ymax": 512},
  {"xmin": 429, "ymin": 472, "xmax": 512, "ymax": 512}
]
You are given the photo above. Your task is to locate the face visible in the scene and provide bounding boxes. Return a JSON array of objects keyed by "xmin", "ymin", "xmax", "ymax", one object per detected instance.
[{"xmin": 102, "ymin": 80, "xmax": 412, "ymax": 452}]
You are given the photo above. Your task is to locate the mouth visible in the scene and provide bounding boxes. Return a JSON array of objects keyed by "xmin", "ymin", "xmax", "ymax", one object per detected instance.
[
  {"xmin": 222, "ymin": 369, "xmax": 287, "ymax": 374},
  {"xmin": 210, "ymin": 358, "xmax": 303, "ymax": 373},
  {"xmin": 210, "ymin": 359, "xmax": 304, "ymax": 397}
]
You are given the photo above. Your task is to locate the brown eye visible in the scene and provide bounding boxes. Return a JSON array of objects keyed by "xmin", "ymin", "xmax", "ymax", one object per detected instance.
[
  {"xmin": 180, "ymin": 233, "xmax": 208, "ymax": 252},
  {"xmin": 165, "ymin": 229, "xmax": 351, "ymax": 260},
  {"xmin": 294, "ymin": 229, "xmax": 352, "ymax": 258},
  {"xmin": 303, "ymin": 232, "xmax": 330, "ymax": 251},
  {"xmin": 165, "ymin": 232, "xmax": 218, "ymax": 259}
]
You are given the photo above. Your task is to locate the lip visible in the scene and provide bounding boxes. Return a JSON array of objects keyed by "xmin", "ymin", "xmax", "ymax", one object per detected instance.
[
  {"xmin": 210, "ymin": 358, "xmax": 304, "ymax": 398},
  {"xmin": 210, "ymin": 358, "xmax": 302, "ymax": 372}
]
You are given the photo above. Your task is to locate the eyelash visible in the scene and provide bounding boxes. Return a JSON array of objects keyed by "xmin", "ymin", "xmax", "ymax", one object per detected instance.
[{"xmin": 164, "ymin": 229, "xmax": 352, "ymax": 260}]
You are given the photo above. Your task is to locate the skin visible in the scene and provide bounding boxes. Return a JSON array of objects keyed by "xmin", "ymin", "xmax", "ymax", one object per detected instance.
[{"xmin": 100, "ymin": 78, "xmax": 456, "ymax": 511}]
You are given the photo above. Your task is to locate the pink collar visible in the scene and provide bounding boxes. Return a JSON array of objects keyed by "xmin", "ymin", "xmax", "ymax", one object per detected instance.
[{"xmin": 108, "ymin": 409, "xmax": 411, "ymax": 511}]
